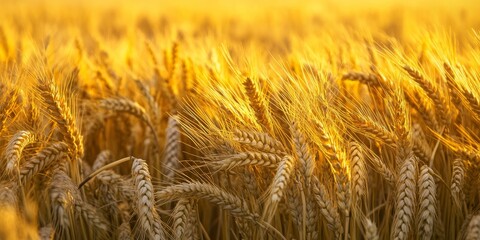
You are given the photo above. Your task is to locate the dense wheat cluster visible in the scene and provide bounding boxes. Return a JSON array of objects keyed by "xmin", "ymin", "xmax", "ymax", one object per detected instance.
[{"xmin": 1, "ymin": 0, "xmax": 480, "ymax": 239}]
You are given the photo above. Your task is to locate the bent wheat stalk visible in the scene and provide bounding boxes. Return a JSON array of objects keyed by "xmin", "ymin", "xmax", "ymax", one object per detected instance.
[
  {"xmin": 78, "ymin": 156, "xmax": 132, "ymax": 189},
  {"xmin": 156, "ymin": 181, "xmax": 286, "ymax": 240},
  {"xmin": 99, "ymin": 97, "xmax": 160, "ymax": 150}
]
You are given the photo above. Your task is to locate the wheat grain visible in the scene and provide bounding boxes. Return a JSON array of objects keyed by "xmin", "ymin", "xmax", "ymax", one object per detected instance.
[
  {"xmin": 157, "ymin": 181, "xmax": 259, "ymax": 221},
  {"xmin": 100, "ymin": 97, "xmax": 160, "ymax": 155},
  {"xmin": 364, "ymin": 218, "xmax": 379, "ymax": 240},
  {"xmin": 403, "ymin": 65, "xmax": 448, "ymax": 125},
  {"xmin": 92, "ymin": 150, "xmax": 112, "ymax": 171},
  {"xmin": 0, "ymin": 89, "xmax": 18, "ymax": 135},
  {"xmin": 370, "ymin": 156, "xmax": 396, "ymax": 185},
  {"xmin": 333, "ymin": 161, "xmax": 351, "ymax": 217},
  {"xmin": 451, "ymin": 158, "xmax": 465, "ymax": 203},
  {"xmin": 466, "ymin": 215, "xmax": 480, "ymax": 240},
  {"xmin": 180, "ymin": 58, "xmax": 191, "ymax": 93},
  {"xmin": 342, "ymin": 71, "xmax": 380, "ymax": 86},
  {"xmin": 38, "ymin": 225, "xmax": 54, "ymax": 240},
  {"xmin": 417, "ymin": 165, "xmax": 436, "ymax": 240},
  {"xmin": 312, "ymin": 176, "xmax": 343, "ymax": 239},
  {"xmin": 410, "ymin": 92, "xmax": 439, "ymax": 130},
  {"xmin": 233, "ymin": 129, "xmax": 285, "ymax": 154},
  {"xmin": 392, "ymin": 154, "xmax": 417, "ymax": 240},
  {"xmin": 172, "ymin": 198, "xmax": 191, "ymax": 239},
  {"xmin": 38, "ymin": 80, "xmax": 84, "ymax": 159},
  {"xmin": 292, "ymin": 122, "xmax": 315, "ymax": 182},
  {"xmin": 117, "ymin": 221, "xmax": 133, "ymax": 240},
  {"xmin": 168, "ymin": 42, "xmax": 179, "ymax": 80},
  {"xmin": 458, "ymin": 87, "xmax": 480, "ymax": 122},
  {"xmin": 134, "ymin": 79, "xmax": 160, "ymax": 120},
  {"xmin": 412, "ymin": 124, "xmax": 432, "ymax": 164},
  {"xmin": 305, "ymin": 195, "xmax": 319, "ymax": 240},
  {"xmin": 74, "ymin": 200, "xmax": 109, "ymax": 233},
  {"xmin": 49, "ymin": 166, "xmax": 75, "ymax": 228},
  {"xmin": 20, "ymin": 142, "xmax": 68, "ymax": 184},
  {"xmin": 4, "ymin": 130, "xmax": 35, "ymax": 176},
  {"xmin": 100, "ymin": 97, "xmax": 150, "ymax": 124},
  {"xmin": 311, "ymin": 119, "xmax": 351, "ymax": 219},
  {"xmin": 349, "ymin": 113, "xmax": 397, "ymax": 147},
  {"xmin": 163, "ymin": 116, "xmax": 181, "ymax": 182},
  {"xmin": 185, "ymin": 200, "xmax": 200, "ymax": 240},
  {"xmin": 214, "ymin": 151, "xmax": 284, "ymax": 170},
  {"xmin": 0, "ymin": 182, "xmax": 17, "ymax": 208},
  {"xmin": 285, "ymin": 177, "xmax": 302, "ymax": 226},
  {"xmin": 244, "ymin": 77, "xmax": 274, "ymax": 133},
  {"xmin": 131, "ymin": 157, "xmax": 163, "ymax": 240},
  {"xmin": 349, "ymin": 141, "xmax": 367, "ymax": 201},
  {"xmin": 270, "ymin": 155, "xmax": 296, "ymax": 202}
]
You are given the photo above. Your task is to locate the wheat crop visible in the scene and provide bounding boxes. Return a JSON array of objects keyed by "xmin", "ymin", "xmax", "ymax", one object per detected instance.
[{"xmin": 1, "ymin": 0, "xmax": 480, "ymax": 239}]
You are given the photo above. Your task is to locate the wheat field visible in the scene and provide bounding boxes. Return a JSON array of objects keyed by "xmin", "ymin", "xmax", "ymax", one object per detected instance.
[{"xmin": 1, "ymin": 0, "xmax": 480, "ymax": 239}]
